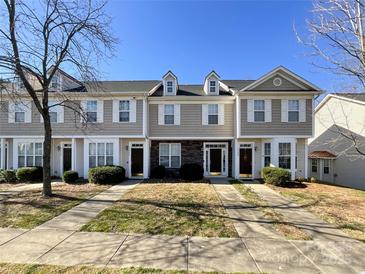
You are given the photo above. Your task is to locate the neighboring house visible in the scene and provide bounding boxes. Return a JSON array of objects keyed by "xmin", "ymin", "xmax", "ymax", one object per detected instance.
[
  {"xmin": 0, "ymin": 66, "xmax": 320, "ymax": 180},
  {"xmin": 309, "ymin": 93, "xmax": 365, "ymax": 190}
]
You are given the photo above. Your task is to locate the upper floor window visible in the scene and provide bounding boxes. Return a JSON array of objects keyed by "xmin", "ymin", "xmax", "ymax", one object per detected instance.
[
  {"xmin": 119, "ymin": 100, "xmax": 130, "ymax": 122},
  {"xmin": 14, "ymin": 102, "xmax": 25, "ymax": 123},
  {"xmin": 254, "ymin": 100, "xmax": 265, "ymax": 122},
  {"xmin": 264, "ymin": 143, "xmax": 271, "ymax": 167},
  {"xmin": 49, "ymin": 111, "xmax": 58, "ymax": 123},
  {"xmin": 50, "ymin": 75, "xmax": 60, "ymax": 89},
  {"xmin": 166, "ymin": 81, "xmax": 174, "ymax": 93},
  {"xmin": 288, "ymin": 100, "xmax": 299, "ymax": 122},
  {"xmin": 15, "ymin": 76, "xmax": 25, "ymax": 89},
  {"xmin": 164, "ymin": 104, "xmax": 174, "ymax": 125},
  {"xmin": 209, "ymin": 81, "xmax": 217, "ymax": 93},
  {"xmin": 208, "ymin": 104, "xmax": 218, "ymax": 124},
  {"xmin": 86, "ymin": 100, "xmax": 97, "ymax": 123},
  {"xmin": 278, "ymin": 143, "xmax": 291, "ymax": 169},
  {"xmin": 18, "ymin": 142, "xmax": 43, "ymax": 168},
  {"xmin": 311, "ymin": 159, "xmax": 318, "ymax": 173}
]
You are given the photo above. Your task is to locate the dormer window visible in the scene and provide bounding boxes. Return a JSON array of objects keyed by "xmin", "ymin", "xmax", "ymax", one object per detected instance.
[
  {"xmin": 166, "ymin": 81, "xmax": 173, "ymax": 93},
  {"xmin": 209, "ymin": 81, "xmax": 217, "ymax": 93},
  {"xmin": 50, "ymin": 75, "xmax": 60, "ymax": 90}
]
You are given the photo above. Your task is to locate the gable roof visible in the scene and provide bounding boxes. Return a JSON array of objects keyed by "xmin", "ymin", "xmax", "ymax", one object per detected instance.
[
  {"xmin": 332, "ymin": 93, "xmax": 365, "ymax": 102},
  {"xmin": 309, "ymin": 150, "xmax": 337, "ymax": 159},
  {"xmin": 240, "ymin": 66, "xmax": 321, "ymax": 92},
  {"xmin": 150, "ymin": 84, "xmax": 232, "ymax": 96},
  {"xmin": 315, "ymin": 93, "xmax": 365, "ymax": 113},
  {"xmin": 83, "ymin": 80, "xmax": 160, "ymax": 93}
]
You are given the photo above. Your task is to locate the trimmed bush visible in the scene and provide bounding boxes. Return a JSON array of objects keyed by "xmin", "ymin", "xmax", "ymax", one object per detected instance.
[
  {"xmin": 180, "ymin": 163, "xmax": 204, "ymax": 181},
  {"xmin": 150, "ymin": 165, "xmax": 166, "ymax": 179},
  {"xmin": 16, "ymin": 166, "xmax": 43, "ymax": 182},
  {"xmin": 0, "ymin": 169, "xmax": 17, "ymax": 183},
  {"xmin": 88, "ymin": 166, "xmax": 125, "ymax": 184},
  {"xmin": 262, "ymin": 167, "xmax": 290, "ymax": 186},
  {"xmin": 63, "ymin": 170, "xmax": 79, "ymax": 183}
]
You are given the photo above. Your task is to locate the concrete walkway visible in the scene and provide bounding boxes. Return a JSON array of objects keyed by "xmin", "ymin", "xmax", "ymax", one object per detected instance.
[
  {"xmin": 0, "ymin": 181, "xmax": 64, "ymax": 195},
  {"xmin": 244, "ymin": 181, "xmax": 352, "ymax": 242},
  {"xmin": 35, "ymin": 180, "xmax": 140, "ymax": 231}
]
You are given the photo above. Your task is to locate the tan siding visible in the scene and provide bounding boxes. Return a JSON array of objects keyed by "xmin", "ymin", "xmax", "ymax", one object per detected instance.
[
  {"xmin": 253, "ymin": 71, "xmax": 313, "ymax": 91},
  {"xmin": 149, "ymin": 103, "xmax": 234, "ymax": 137},
  {"xmin": 0, "ymin": 100, "xmax": 143, "ymax": 136},
  {"xmin": 241, "ymin": 99, "xmax": 312, "ymax": 136}
]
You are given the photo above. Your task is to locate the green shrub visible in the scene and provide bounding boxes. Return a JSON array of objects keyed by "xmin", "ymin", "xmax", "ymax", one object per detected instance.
[
  {"xmin": 88, "ymin": 166, "xmax": 125, "ymax": 184},
  {"xmin": 262, "ymin": 167, "xmax": 290, "ymax": 186},
  {"xmin": 310, "ymin": 177, "xmax": 317, "ymax": 183},
  {"xmin": 150, "ymin": 165, "xmax": 166, "ymax": 179},
  {"xmin": 63, "ymin": 170, "xmax": 79, "ymax": 183},
  {"xmin": 0, "ymin": 169, "xmax": 17, "ymax": 183},
  {"xmin": 16, "ymin": 166, "xmax": 43, "ymax": 182},
  {"xmin": 180, "ymin": 163, "xmax": 204, "ymax": 181}
]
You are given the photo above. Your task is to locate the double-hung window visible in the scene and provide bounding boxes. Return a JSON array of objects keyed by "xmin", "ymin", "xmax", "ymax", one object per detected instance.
[
  {"xmin": 164, "ymin": 104, "xmax": 174, "ymax": 125},
  {"xmin": 14, "ymin": 102, "xmax": 25, "ymax": 123},
  {"xmin": 209, "ymin": 81, "xmax": 217, "ymax": 93},
  {"xmin": 323, "ymin": 159, "xmax": 330, "ymax": 174},
  {"xmin": 18, "ymin": 142, "xmax": 43, "ymax": 167},
  {"xmin": 159, "ymin": 143, "xmax": 181, "ymax": 168},
  {"xmin": 166, "ymin": 81, "xmax": 173, "ymax": 93},
  {"xmin": 288, "ymin": 100, "xmax": 299, "ymax": 122},
  {"xmin": 311, "ymin": 159, "xmax": 318, "ymax": 173},
  {"xmin": 278, "ymin": 143, "xmax": 291, "ymax": 169},
  {"xmin": 50, "ymin": 75, "xmax": 60, "ymax": 90},
  {"xmin": 119, "ymin": 100, "xmax": 130, "ymax": 122},
  {"xmin": 89, "ymin": 142, "xmax": 113, "ymax": 168},
  {"xmin": 254, "ymin": 100, "xmax": 265, "ymax": 122},
  {"xmin": 86, "ymin": 100, "xmax": 97, "ymax": 123},
  {"xmin": 208, "ymin": 104, "xmax": 218, "ymax": 125},
  {"xmin": 263, "ymin": 143, "xmax": 271, "ymax": 167}
]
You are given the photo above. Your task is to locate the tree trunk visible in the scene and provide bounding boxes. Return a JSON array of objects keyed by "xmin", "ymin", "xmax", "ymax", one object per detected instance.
[{"xmin": 42, "ymin": 113, "xmax": 53, "ymax": 197}]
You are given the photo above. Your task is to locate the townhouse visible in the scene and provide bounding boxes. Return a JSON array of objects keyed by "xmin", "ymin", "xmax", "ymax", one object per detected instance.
[{"xmin": 0, "ymin": 66, "xmax": 321, "ymax": 180}]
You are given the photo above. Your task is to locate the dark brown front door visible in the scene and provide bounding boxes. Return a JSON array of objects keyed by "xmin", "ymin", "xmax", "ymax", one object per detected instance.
[
  {"xmin": 63, "ymin": 147, "xmax": 72, "ymax": 173},
  {"xmin": 210, "ymin": 148, "xmax": 222, "ymax": 174},
  {"xmin": 131, "ymin": 148, "xmax": 144, "ymax": 177},
  {"xmin": 240, "ymin": 148, "xmax": 252, "ymax": 178}
]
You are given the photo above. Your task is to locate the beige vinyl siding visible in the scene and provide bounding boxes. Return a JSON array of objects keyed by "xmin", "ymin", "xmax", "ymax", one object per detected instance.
[
  {"xmin": 0, "ymin": 100, "xmax": 143, "ymax": 136},
  {"xmin": 241, "ymin": 99, "xmax": 312, "ymax": 136},
  {"xmin": 252, "ymin": 71, "xmax": 313, "ymax": 91},
  {"xmin": 149, "ymin": 103, "xmax": 234, "ymax": 137}
]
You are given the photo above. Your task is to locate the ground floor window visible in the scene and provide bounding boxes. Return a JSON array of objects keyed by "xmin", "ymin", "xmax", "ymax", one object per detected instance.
[
  {"xmin": 159, "ymin": 143, "xmax": 181, "ymax": 168},
  {"xmin": 311, "ymin": 159, "xmax": 318, "ymax": 173},
  {"xmin": 263, "ymin": 143, "xmax": 271, "ymax": 167},
  {"xmin": 278, "ymin": 142, "xmax": 291, "ymax": 169},
  {"xmin": 323, "ymin": 159, "xmax": 330, "ymax": 174},
  {"xmin": 18, "ymin": 142, "xmax": 43, "ymax": 167},
  {"xmin": 89, "ymin": 142, "xmax": 113, "ymax": 168}
]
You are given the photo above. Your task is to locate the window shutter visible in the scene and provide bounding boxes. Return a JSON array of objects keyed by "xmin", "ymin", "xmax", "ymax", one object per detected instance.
[
  {"xmin": 281, "ymin": 100, "xmax": 288, "ymax": 122},
  {"xmin": 202, "ymin": 104, "xmax": 208, "ymax": 125},
  {"xmin": 25, "ymin": 101, "xmax": 32, "ymax": 123},
  {"xmin": 174, "ymin": 104, "xmax": 180, "ymax": 125},
  {"xmin": 80, "ymin": 101, "xmax": 86, "ymax": 123},
  {"xmin": 8, "ymin": 101, "xmax": 15, "ymax": 123},
  {"xmin": 130, "ymin": 100, "xmax": 137, "ymax": 122},
  {"xmin": 265, "ymin": 99, "xmax": 272, "ymax": 122},
  {"xmin": 218, "ymin": 104, "xmax": 224, "ymax": 125},
  {"xmin": 247, "ymin": 100, "xmax": 254, "ymax": 122},
  {"xmin": 97, "ymin": 100, "xmax": 103, "ymax": 123},
  {"xmin": 299, "ymin": 99, "xmax": 306, "ymax": 122},
  {"xmin": 58, "ymin": 104, "xmax": 64, "ymax": 123},
  {"xmin": 112, "ymin": 100, "xmax": 119, "ymax": 122},
  {"xmin": 158, "ymin": 104, "xmax": 164, "ymax": 125}
]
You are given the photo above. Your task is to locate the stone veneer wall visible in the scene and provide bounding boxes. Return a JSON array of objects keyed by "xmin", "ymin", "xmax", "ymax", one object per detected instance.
[{"xmin": 150, "ymin": 140, "xmax": 232, "ymax": 177}]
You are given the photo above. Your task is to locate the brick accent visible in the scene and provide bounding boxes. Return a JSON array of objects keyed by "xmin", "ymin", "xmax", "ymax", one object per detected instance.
[{"xmin": 150, "ymin": 140, "xmax": 232, "ymax": 176}]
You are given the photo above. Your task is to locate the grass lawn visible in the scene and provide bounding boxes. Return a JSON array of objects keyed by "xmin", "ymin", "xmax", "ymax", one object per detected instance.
[
  {"xmin": 230, "ymin": 180, "xmax": 311, "ymax": 240},
  {"xmin": 82, "ymin": 181, "xmax": 238, "ymax": 238},
  {"xmin": 268, "ymin": 182, "xmax": 365, "ymax": 242},
  {"xmin": 0, "ymin": 183, "xmax": 26, "ymax": 191},
  {"xmin": 0, "ymin": 183, "xmax": 109, "ymax": 229}
]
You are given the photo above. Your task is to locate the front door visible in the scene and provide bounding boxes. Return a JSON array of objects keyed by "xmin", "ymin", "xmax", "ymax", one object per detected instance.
[
  {"xmin": 63, "ymin": 144, "xmax": 72, "ymax": 173},
  {"xmin": 204, "ymin": 143, "xmax": 228, "ymax": 177},
  {"xmin": 239, "ymin": 144, "xmax": 253, "ymax": 178},
  {"xmin": 210, "ymin": 149, "xmax": 222, "ymax": 175},
  {"xmin": 130, "ymin": 143, "xmax": 144, "ymax": 178}
]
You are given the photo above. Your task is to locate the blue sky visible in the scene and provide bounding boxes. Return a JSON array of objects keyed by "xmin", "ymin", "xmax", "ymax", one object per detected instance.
[{"xmin": 101, "ymin": 0, "xmax": 341, "ymax": 92}]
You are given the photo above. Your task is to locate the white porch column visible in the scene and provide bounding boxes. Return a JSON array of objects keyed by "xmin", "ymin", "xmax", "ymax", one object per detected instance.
[
  {"xmin": 271, "ymin": 139, "xmax": 279, "ymax": 167},
  {"xmin": 290, "ymin": 140, "xmax": 296, "ymax": 180},
  {"xmin": 71, "ymin": 138, "xmax": 76, "ymax": 171},
  {"xmin": 143, "ymin": 98, "xmax": 148, "ymax": 137},
  {"xmin": 0, "ymin": 138, "xmax": 5, "ymax": 169},
  {"xmin": 143, "ymin": 139, "xmax": 150, "ymax": 179},
  {"xmin": 304, "ymin": 139, "xmax": 308, "ymax": 179}
]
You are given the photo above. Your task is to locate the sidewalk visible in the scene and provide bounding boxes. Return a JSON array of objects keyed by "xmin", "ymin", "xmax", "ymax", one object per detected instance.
[{"xmin": 0, "ymin": 181, "xmax": 64, "ymax": 195}]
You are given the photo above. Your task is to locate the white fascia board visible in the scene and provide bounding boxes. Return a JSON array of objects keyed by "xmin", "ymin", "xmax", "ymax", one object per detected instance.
[
  {"xmin": 238, "ymin": 135, "xmax": 312, "ymax": 139},
  {"xmin": 315, "ymin": 93, "xmax": 365, "ymax": 113},
  {"xmin": 1, "ymin": 135, "xmax": 146, "ymax": 139},
  {"xmin": 148, "ymin": 82, "xmax": 162, "ymax": 96},
  {"xmin": 148, "ymin": 96, "xmax": 235, "ymax": 103},
  {"xmin": 149, "ymin": 136, "xmax": 234, "ymax": 140},
  {"xmin": 238, "ymin": 93, "xmax": 315, "ymax": 99}
]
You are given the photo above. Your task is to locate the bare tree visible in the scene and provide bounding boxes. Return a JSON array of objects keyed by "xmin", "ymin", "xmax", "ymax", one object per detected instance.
[
  {"xmin": 298, "ymin": 0, "xmax": 365, "ymax": 88},
  {"xmin": 0, "ymin": 0, "xmax": 116, "ymax": 196}
]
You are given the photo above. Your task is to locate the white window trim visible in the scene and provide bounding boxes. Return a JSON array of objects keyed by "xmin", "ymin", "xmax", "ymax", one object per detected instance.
[
  {"xmin": 203, "ymin": 104, "xmax": 224, "ymax": 125},
  {"xmin": 262, "ymin": 142, "xmax": 271, "ymax": 168},
  {"xmin": 311, "ymin": 159, "xmax": 318, "ymax": 173},
  {"xmin": 119, "ymin": 100, "xmax": 130, "ymax": 123},
  {"xmin": 278, "ymin": 142, "xmax": 291, "ymax": 170},
  {"xmin": 209, "ymin": 80, "xmax": 218, "ymax": 93},
  {"xmin": 253, "ymin": 100, "xmax": 265, "ymax": 123},
  {"xmin": 159, "ymin": 143, "xmax": 181, "ymax": 168},
  {"xmin": 323, "ymin": 159, "xmax": 330, "ymax": 174},
  {"xmin": 15, "ymin": 141, "xmax": 43, "ymax": 168},
  {"xmin": 163, "ymin": 79, "xmax": 177, "ymax": 96},
  {"xmin": 288, "ymin": 99, "xmax": 300, "ymax": 123}
]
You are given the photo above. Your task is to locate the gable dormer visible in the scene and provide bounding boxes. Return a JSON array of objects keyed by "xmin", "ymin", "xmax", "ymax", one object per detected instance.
[
  {"xmin": 204, "ymin": 71, "xmax": 220, "ymax": 95},
  {"xmin": 162, "ymin": 71, "xmax": 178, "ymax": 96}
]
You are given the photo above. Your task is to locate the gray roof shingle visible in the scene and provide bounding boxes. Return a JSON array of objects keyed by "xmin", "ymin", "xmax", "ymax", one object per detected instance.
[{"xmin": 334, "ymin": 93, "xmax": 365, "ymax": 103}]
